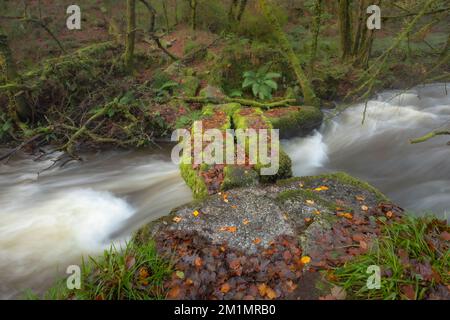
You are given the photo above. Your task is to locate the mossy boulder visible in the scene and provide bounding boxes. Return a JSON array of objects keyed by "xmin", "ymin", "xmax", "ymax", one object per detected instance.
[
  {"xmin": 180, "ymin": 162, "xmax": 209, "ymax": 200},
  {"xmin": 264, "ymin": 106, "xmax": 324, "ymax": 139},
  {"xmin": 178, "ymin": 75, "xmax": 200, "ymax": 97},
  {"xmin": 221, "ymin": 166, "xmax": 259, "ymax": 191}
]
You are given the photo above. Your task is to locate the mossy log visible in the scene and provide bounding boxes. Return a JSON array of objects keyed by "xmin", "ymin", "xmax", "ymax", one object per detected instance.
[{"xmin": 178, "ymin": 96, "xmax": 296, "ymax": 109}]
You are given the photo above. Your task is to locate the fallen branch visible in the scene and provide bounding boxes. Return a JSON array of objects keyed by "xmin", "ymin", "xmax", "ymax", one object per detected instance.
[
  {"xmin": 410, "ymin": 130, "xmax": 450, "ymax": 144},
  {"xmin": 177, "ymin": 96, "xmax": 296, "ymax": 109}
]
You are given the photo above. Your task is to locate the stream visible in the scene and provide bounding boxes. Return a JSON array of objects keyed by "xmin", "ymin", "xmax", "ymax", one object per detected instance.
[{"xmin": 0, "ymin": 83, "xmax": 449, "ymax": 299}]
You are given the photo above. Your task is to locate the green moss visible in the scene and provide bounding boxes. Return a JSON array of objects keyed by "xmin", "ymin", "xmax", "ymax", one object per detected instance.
[
  {"xmin": 178, "ymin": 75, "xmax": 200, "ymax": 97},
  {"xmin": 180, "ymin": 162, "xmax": 209, "ymax": 200},
  {"xmin": 275, "ymin": 188, "xmax": 344, "ymax": 212},
  {"xmin": 266, "ymin": 106, "xmax": 324, "ymax": 138},
  {"xmin": 221, "ymin": 166, "xmax": 259, "ymax": 191},
  {"xmin": 277, "ymin": 172, "xmax": 389, "ymax": 203},
  {"xmin": 257, "ymin": 148, "xmax": 293, "ymax": 183}
]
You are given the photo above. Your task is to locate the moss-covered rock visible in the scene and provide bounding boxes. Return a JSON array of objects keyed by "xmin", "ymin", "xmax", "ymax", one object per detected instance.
[
  {"xmin": 265, "ymin": 106, "xmax": 323, "ymax": 139},
  {"xmin": 180, "ymin": 162, "xmax": 209, "ymax": 200},
  {"xmin": 178, "ymin": 75, "xmax": 200, "ymax": 97},
  {"xmin": 221, "ymin": 166, "xmax": 259, "ymax": 191}
]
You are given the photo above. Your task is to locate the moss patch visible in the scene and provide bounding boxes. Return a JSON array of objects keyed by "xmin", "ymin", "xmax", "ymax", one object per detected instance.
[
  {"xmin": 265, "ymin": 106, "xmax": 324, "ymax": 138},
  {"xmin": 278, "ymin": 172, "xmax": 389, "ymax": 203}
]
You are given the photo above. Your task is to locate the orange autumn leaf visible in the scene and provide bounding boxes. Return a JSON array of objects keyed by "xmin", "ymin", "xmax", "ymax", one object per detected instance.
[
  {"xmin": 220, "ymin": 283, "xmax": 231, "ymax": 294},
  {"xmin": 258, "ymin": 283, "xmax": 268, "ymax": 297},
  {"xmin": 243, "ymin": 219, "xmax": 250, "ymax": 225},
  {"xmin": 337, "ymin": 212, "xmax": 353, "ymax": 220},
  {"xmin": 167, "ymin": 286, "xmax": 181, "ymax": 299},
  {"xmin": 139, "ymin": 267, "xmax": 149, "ymax": 279},
  {"xmin": 314, "ymin": 186, "xmax": 329, "ymax": 192},
  {"xmin": 300, "ymin": 256, "xmax": 311, "ymax": 264},
  {"xmin": 314, "ymin": 210, "xmax": 321, "ymax": 215},
  {"xmin": 386, "ymin": 211, "xmax": 394, "ymax": 218},
  {"xmin": 253, "ymin": 238, "xmax": 262, "ymax": 245},
  {"xmin": 219, "ymin": 226, "xmax": 237, "ymax": 233},
  {"xmin": 266, "ymin": 287, "xmax": 277, "ymax": 300},
  {"xmin": 194, "ymin": 257, "xmax": 203, "ymax": 268},
  {"xmin": 173, "ymin": 216, "xmax": 182, "ymax": 223}
]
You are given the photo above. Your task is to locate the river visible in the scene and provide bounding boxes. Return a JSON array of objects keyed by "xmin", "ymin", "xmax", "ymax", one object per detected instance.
[{"xmin": 0, "ymin": 83, "xmax": 449, "ymax": 299}]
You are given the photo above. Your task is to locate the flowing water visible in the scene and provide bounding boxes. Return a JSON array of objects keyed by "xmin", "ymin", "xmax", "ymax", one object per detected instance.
[
  {"xmin": 284, "ymin": 83, "xmax": 450, "ymax": 218},
  {"xmin": 0, "ymin": 148, "xmax": 192, "ymax": 299},
  {"xmin": 0, "ymin": 83, "xmax": 449, "ymax": 299}
]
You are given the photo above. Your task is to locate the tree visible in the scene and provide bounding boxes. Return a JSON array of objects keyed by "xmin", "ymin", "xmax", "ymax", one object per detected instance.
[
  {"xmin": 123, "ymin": 0, "xmax": 136, "ymax": 72},
  {"xmin": 259, "ymin": 0, "xmax": 319, "ymax": 107},
  {"xmin": 0, "ymin": 31, "xmax": 30, "ymax": 121},
  {"xmin": 338, "ymin": 0, "xmax": 352, "ymax": 60},
  {"xmin": 188, "ymin": 0, "xmax": 198, "ymax": 31},
  {"xmin": 309, "ymin": 0, "xmax": 323, "ymax": 72}
]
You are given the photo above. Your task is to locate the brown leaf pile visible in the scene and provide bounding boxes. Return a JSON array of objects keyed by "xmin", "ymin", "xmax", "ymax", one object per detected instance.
[{"xmin": 155, "ymin": 231, "xmax": 308, "ymax": 300}]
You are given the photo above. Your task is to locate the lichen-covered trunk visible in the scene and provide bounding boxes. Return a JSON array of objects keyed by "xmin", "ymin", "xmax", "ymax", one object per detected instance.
[
  {"xmin": 162, "ymin": 0, "xmax": 170, "ymax": 31},
  {"xmin": 338, "ymin": 0, "xmax": 352, "ymax": 61},
  {"xmin": 190, "ymin": 0, "xmax": 198, "ymax": 31},
  {"xmin": 124, "ymin": 0, "xmax": 136, "ymax": 72},
  {"xmin": 352, "ymin": 0, "xmax": 368, "ymax": 56},
  {"xmin": 0, "ymin": 33, "xmax": 30, "ymax": 121},
  {"xmin": 229, "ymin": 0, "xmax": 239, "ymax": 22},
  {"xmin": 236, "ymin": 0, "xmax": 248, "ymax": 22},
  {"xmin": 259, "ymin": 0, "xmax": 319, "ymax": 107},
  {"xmin": 309, "ymin": 0, "xmax": 322, "ymax": 72}
]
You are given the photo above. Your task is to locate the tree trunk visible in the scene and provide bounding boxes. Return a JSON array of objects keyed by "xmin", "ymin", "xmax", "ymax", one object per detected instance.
[
  {"xmin": 229, "ymin": 0, "xmax": 238, "ymax": 22},
  {"xmin": 124, "ymin": 0, "xmax": 136, "ymax": 72},
  {"xmin": 309, "ymin": 0, "xmax": 322, "ymax": 73},
  {"xmin": 162, "ymin": 0, "xmax": 170, "ymax": 31},
  {"xmin": 236, "ymin": 0, "xmax": 248, "ymax": 22},
  {"xmin": 259, "ymin": 0, "xmax": 319, "ymax": 107},
  {"xmin": 190, "ymin": 0, "xmax": 198, "ymax": 31},
  {"xmin": 0, "ymin": 33, "xmax": 31, "ymax": 121},
  {"xmin": 352, "ymin": 0, "xmax": 368, "ymax": 56},
  {"xmin": 338, "ymin": 0, "xmax": 352, "ymax": 61}
]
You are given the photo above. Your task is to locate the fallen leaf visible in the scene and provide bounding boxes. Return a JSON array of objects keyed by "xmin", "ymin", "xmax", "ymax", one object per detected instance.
[
  {"xmin": 440, "ymin": 231, "xmax": 450, "ymax": 241},
  {"xmin": 386, "ymin": 211, "xmax": 394, "ymax": 218},
  {"xmin": 314, "ymin": 186, "xmax": 329, "ymax": 192},
  {"xmin": 173, "ymin": 216, "xmax": 182, "ymax": 223},
  {"xmin": 219, "ymin": 226, "xmax": 237, "ymax": 233},
  {"xmin": 253, "ymin": 238, "xmax": 262, "ymax": 245},
  {"xmin": 194, "ymin": 257, "xmax": 203, "ymax": 268},
  {"xmin": 243, "ymin": 219, "xmax": 250, "ymax": 225},
  {"xmin": 314, "ymin": 210, "xmax": 321, "ymax": 215},
  {"xmin": 125, "ymin": 255, "xmax": 136, "ymax": 270},
  {"xmin": 361, "ymin": 205, "xmax": 369, "ymax": 211},
  {"xmin": 300, "ymin": 256, "xmax": 311, "ymax": 264},
  {"xmin": 258, "ymin": 283, "xmax": 268, "ymax": 297},
  {"xmin": 266, "ymin": 287, "xmax": 277, "ymax": 300},
  {"xmin": 220, "ymin": 283, "xmax": 231, "ymax": 294},
  {"xmin": 355, "ymin": 195, "xmax": 366, "ymax": 202},
  {"xmin": 330, "ymin": 286, "xmax": 347, "ymax": 300},
  {"xmin": 304, "ymin": 217, "xmax": 312, "ymax": 223},
  {"xmin": 337, "ymin": 212, "xmax": 353, "ymax": 220},
  {"xmin": 401, "ymin": 285, "xmax": 416, "ymax": 300},
  {"xmin": 306, "ymin": 200, "xmax": 315, "ymax": 205},
  {"xmin": 175, "ymin": 271, "xmax": 185, "ymax": 279},
  {"xmin": 359, "ymin": 240, "xmax": 368, "ymax": 251},
  {"xmin": 167, "ymin": 286, "xmax": 181, "ymax": 299}
]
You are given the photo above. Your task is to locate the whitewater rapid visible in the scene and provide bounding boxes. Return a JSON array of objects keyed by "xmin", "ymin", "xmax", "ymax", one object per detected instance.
[
  {"xmin": 0, "ymin": 149, "xmax": 192, "ymax": 299},
  {"xmin": 284, "ymin": 83, "xmax": 450, "ymax": 218}
]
